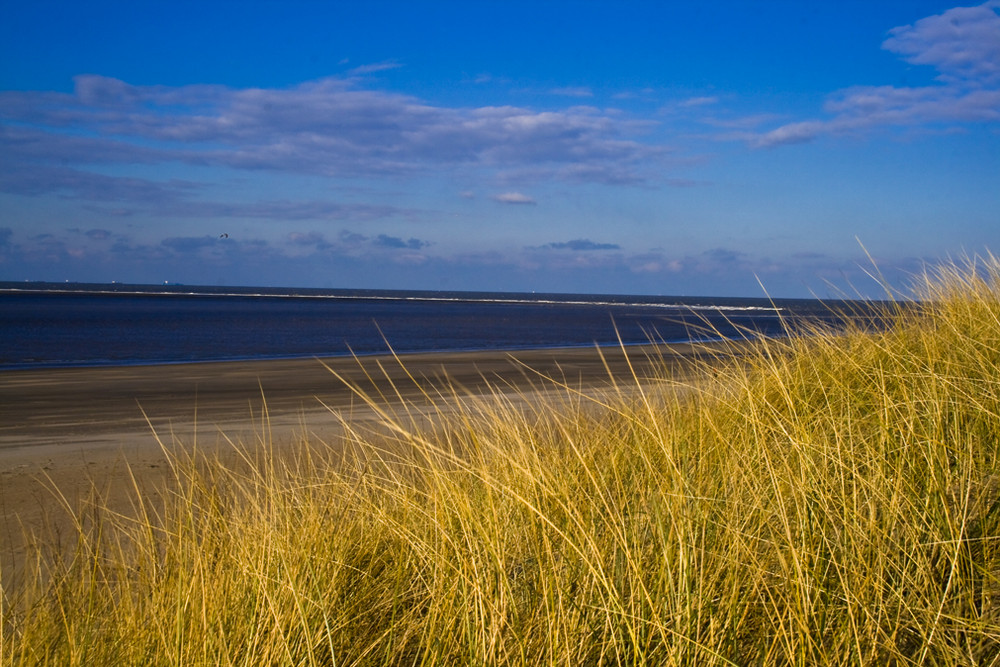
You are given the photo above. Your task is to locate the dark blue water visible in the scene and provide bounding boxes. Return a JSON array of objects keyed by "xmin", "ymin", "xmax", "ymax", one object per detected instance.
[{"xmin": 0, "ymin": 282, "xmax": 864, "ymax": 369}]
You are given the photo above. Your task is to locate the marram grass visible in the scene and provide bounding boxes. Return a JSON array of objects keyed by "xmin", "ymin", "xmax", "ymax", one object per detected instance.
[{"xmin": 3, "ymin": 261, "xmax": 1000, "ymax": 666}]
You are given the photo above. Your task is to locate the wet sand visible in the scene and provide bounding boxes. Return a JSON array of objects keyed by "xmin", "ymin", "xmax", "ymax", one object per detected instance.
[
  {"xmin": 0, "ymin": 343, "xmax": 716, "ymax": 449},
  {"xmin": 0, "ymin": 343, "xmax": 720, "ymax": 581}
]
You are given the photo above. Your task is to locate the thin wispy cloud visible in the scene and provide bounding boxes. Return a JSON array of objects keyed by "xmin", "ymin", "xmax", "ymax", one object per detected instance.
[
  {"xmin": 288, "ymin": 231, "xmax": 331, "ymax": 248},
  {"xmin": 0, "ymin": 163, "xmax": 201, "ymax": 202},
  {"xmin": 160, "ymin": 235, "xmax": 225, "ymax": 253},
  {"xmin": 883, "ymin": 1, "xmax": 1000, "ymax": 84},
  {"xmin": 186, "ymin": 200, "xmax": 407, "ymax": 222},
  {"xmin": 678, "ymin": 96, "xmax": 719, "ymax": 108},
  {"xmin": 611, "ymin": 87, "xmax": 657, "ymax": 101},
  {"xmin": 0, "ymin": 162, "xmax": 410, "ymax": 221},
  {"xmin": 550, "ymin": 86, "xmax": 594, "ymax": 98},
  {"xmin": 347, "ymin": 61, "xmax": 404, "ymax": 75},
  {"xmin": 539, "ymin": 239, "xmax": 621, "ymax": 251},
  {"xmin": 492, "ymin": 192, "xmax": 536, "ymax": 205},
  {"xmin": 287, "ymin": 230, "xmax": 430, "ymax": 253},
  {"xmin": 373, "ymin": 234, "xmax": 430, "ymax": 250},
  {"xmin": 0, "ymin": 75, "xmax": 667, "ymax": 194},
  {"xmin": 747, "ymin": 1, "xmax": 1000, "ymax": 147}
]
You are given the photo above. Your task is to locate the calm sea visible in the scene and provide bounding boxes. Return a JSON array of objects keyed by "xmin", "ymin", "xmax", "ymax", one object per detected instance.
[{"xmin": 0, "ymin": 282, "xmax": 858, "ymax": 370}]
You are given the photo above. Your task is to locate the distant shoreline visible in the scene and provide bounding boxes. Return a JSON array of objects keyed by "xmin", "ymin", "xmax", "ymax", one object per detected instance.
[
  {"xmin": 3, "ymin": 283, "xmax": 862, "ymax": 371},
  {"xmin": 0, "ymin": 337, "xmax": 733, "ymax": 373}
]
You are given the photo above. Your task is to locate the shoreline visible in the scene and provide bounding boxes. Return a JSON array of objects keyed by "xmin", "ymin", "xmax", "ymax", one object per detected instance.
[
  {"xmin": 0, "ymin": 343, "xmax": 725, "ymax": 557},
  {"xmin": 0, "ymin": 342, "xmax": 721, "ymax": 452},
  {"xmin": 0, "ymin": 338, "xmax": 712, "ymax": 373}
]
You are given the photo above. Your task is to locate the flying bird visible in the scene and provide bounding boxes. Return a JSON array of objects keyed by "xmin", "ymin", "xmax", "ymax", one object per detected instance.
[{"xmin": 219, "ymin": 233, "xmax": 229, "ymax": 238}]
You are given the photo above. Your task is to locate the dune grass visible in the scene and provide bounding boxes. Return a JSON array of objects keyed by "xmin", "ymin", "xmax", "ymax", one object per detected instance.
[{"xmin": 2, "ymin": 259, "xmax": 1000, "ymax": 665}]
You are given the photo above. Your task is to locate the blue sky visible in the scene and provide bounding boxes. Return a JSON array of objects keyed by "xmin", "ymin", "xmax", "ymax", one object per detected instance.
[{"xmin": 1, "ymin": 1, "xmax": 997, "ymax": 297}]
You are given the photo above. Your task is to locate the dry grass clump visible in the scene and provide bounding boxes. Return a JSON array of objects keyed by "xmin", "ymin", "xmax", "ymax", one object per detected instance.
[{"xmin": 3, "ymin": 259, "xmax": 1000, "ymax": 665}]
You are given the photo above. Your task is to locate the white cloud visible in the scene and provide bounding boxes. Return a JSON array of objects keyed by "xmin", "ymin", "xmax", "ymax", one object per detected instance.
[
  {"xmin": 347, "ymin": 61, "xmax": 404, "ymax": 76},
  {"xmin": 752, "ymin": 121, "xmax": 831, "ymax": 148},
  {"xmin": 0, "ymin": 75, "xmax": 666, "ymax": 188},
  {"xmin": 825, "ymin": 84, "xmax": 1000, "ymax": 124},
  {"xmin": 0, "ymin": 162, "xmax": 414, "ymax": 222},
  {"xmin": 678, "ymin": 96, "xmax": 719, "ymax": 108},
  {"xmin": 883, "ymin": 1, "xmax": 1000, "ymax": 84},
  {"xmin": 744, "ymin": 2, "xmax": 1000, "ymax": 148},
  {"xmin": 537, "ymin": 239, "xmax": 620, "ymax": 251},
  {"xmin": 549, "ymin": 86, "xmax": 594, "ymax": 98},
  {"xmin": 492, "ymin": 192, "xmax": 536, "ymax": 205}
]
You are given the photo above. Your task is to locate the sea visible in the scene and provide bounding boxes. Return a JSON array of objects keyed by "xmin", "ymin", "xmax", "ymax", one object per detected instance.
[{"xmin": 0, "ymin": 282, "xmax": 867, "ymax": 370}]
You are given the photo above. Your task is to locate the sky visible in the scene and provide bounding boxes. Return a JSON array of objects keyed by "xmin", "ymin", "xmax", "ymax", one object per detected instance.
[{"xmin": 1, "ymin": 1, "xmax": 998, "ymax": 298}]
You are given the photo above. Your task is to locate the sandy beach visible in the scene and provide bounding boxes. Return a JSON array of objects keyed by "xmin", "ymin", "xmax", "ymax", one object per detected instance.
[
  {"xmin": 0, "ymin": 343, "xmax": 717, "ymax": 569},
  {"xmin": 0, "ymin": 343, "xmax": 709, "ymax": 447}
]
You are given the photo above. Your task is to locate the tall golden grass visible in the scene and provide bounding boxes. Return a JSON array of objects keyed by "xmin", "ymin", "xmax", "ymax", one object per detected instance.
[{"xmin": 2, "ymin": 259, "xmax": 999, "ymax": 665}]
